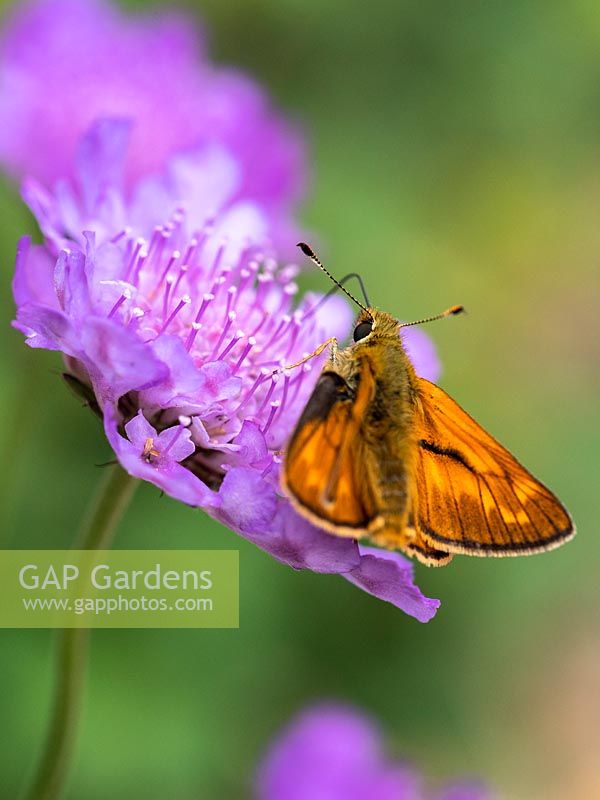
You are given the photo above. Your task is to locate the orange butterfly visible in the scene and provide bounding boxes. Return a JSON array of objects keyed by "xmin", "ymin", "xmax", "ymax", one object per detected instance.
[{"xmin": 282, "ymin": 244, "xmax": 575, "ymax": 566}]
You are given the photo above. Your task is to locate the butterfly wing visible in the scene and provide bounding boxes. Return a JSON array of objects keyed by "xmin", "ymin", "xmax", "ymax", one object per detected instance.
[
  {"xmin": 283, "ymin": 367, "xmax": 382, "ymax": 536},
  {"xmin": 404, "ymin": 520, "xmax": 453, "ymax": 566},
  {"xmin": 414, "ymin": 378, "xmax": 575, "ymax": 556}
]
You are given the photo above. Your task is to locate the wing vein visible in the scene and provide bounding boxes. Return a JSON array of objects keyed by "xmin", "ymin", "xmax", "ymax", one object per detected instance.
[{"xmin": 476, "ymin": 474, "xmax": 496, "ymax": 545}]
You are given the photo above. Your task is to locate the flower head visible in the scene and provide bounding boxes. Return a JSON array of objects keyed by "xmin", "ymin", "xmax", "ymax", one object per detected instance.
[
  {"xmin": 256, "ymin": 704, "xmax": 493, "ymax": 800},
  {"xmin": 6, "ymin": 1, "xmax": 442, "ymax": 621},
  {"xmin": 0, "ymin": 0, "xmax": 304, "ymax": 251}
]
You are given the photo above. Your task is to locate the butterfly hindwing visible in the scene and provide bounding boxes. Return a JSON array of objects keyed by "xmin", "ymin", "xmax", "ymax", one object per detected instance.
[
  {"xmin": 404, "ymin": 521, "xmax": 453, "ymax": 566},
  {"xmin": 414, "ymin": 379, "xmax": 574, "ymax": 556}
]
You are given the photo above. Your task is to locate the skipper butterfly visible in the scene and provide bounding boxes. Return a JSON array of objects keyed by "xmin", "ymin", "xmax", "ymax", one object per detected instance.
[{"xmin": 282, "ymin": 244, "xmax": 574, "ymax": 566}]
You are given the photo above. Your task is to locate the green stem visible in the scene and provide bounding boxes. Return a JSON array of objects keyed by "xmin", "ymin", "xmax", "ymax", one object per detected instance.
[{"xmin": 22, "ymin": 465, "xmax": 137, "ymax": 800}]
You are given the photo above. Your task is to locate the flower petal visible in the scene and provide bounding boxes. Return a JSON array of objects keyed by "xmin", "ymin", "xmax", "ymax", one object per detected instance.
[
  {"xmin": 15, "ymin": 303, "xmax": 77, "ymax": 353},
  {"xmin": 141, "ymin": 335, "xmax": 207, "ymax": 407},
  {"xmin": 156, "ymin": 423, "xmax": 196, "ymax": 463},
  {"xmin": 250, "ymin": 503, "xmax": 361, "ymax": 573},
  {"xmin": 104, "ymin": 406, "xmax": 217, "ymax": 507},
  {"xmin": 53, "ymin": 247, "xmax": 91, "ymax": 317},
  {"xmin": 230, "ymin": 421, "xmax": 271, "ymax": 470},
  {"xmin": 402, "ymin": 326, "xmax": 441, "ymax": 382},
  {"xmin": 81, "ymin": 317, "xmax": 169, "ymax": 401},
  {"xmin": 217, "ymin": 468, "xmax": 278, "ymax": 534},
  {"xmin": 123, "ymin": 409, "xmax": 157, "ymax": 447},
  {"xmin": 344, "ymin": 546, "xmax": 440, "ymax": 623},
  {"xmin": 12, "ymin": 237, "xmax": 57, "ymax": 308},
  {"xmin": 76, "ymin": 117, "xmax": 132, "ymax": 212}
]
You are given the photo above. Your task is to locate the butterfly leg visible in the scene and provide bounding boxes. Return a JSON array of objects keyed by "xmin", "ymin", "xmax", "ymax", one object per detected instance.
[{"xmin": 274, "ymin": 337, "xmax": 338, "ymax": 374}]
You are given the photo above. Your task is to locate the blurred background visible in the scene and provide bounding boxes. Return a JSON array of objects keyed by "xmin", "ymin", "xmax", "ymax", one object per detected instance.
[{"xmin": 0, "ymin": 0, "xmax": 598, "ymax": 798}]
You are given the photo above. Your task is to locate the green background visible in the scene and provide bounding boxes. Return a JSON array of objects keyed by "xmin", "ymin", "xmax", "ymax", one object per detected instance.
[{"xmin": 1, "ymin": 0, "xmax": 598, "ymax": 798}]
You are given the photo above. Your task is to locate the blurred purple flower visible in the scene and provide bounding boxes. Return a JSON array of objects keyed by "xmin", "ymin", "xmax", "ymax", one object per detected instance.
[
  {"xmin": 0, "ymin": 0, "xmax": 304, "ymax": 251},
  {"xmin": 6, "ymin": 1, "xmax": 442, "ymax": 621},
  {"xmin": 256, "ymin": 704, "xmax": 493, "ymax": 800}
]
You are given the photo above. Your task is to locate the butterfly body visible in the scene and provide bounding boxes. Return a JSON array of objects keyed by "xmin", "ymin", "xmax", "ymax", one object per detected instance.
[{"xmin": 283, "ymin": 307, "xmax": 574, "ymax": 566}]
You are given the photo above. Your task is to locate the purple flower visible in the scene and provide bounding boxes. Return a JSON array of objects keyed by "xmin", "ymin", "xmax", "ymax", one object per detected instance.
[
  {"xmin": 0, "ymin": 0, "xmax": 304, "ymax": 252},
  {"xmin": 256, "ymin": 704, "xmax": 493, "ymax": 800},
  {"xmin": 6, "ymin": 2, "xmax": 442, "ymax": 621}
]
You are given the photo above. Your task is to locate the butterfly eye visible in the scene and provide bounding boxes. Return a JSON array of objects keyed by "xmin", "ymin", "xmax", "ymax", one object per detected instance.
[{"xmin": 353, "ymin": 320, "xmax": 373, "ymax": 342}]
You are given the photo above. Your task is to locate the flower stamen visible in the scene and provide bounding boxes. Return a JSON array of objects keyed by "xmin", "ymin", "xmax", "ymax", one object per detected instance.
[
  {"xmin": 158, "ymin": 294, "xmax": 191, "ymax": 335},
  {"xmin": 236, "ymin": 369, "xmax": 270, "ymax": 413},
  {"xmin": 261, "ymin": 401, "xmax": 281, "ymax": 435},
  {"xmin": 217, "ymin": 329, "xmax": 245, "ymax": 361},
  {"xmin": 233, "ymin": 336, "xmax": 256, "ymax": 371},
  {"xmin": 107, "ymin": 291, "xmax": 130, "ymax": 319},
  {"xmin": 209, "ymin": 310, "xmax": 236, "ymax": 359},
  {"xmin": 142, "ymin": 437, "xmax": 160, "ymax": 463}
]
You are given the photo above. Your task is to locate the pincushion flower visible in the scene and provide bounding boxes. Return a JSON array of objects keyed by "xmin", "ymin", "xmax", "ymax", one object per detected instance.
[
  {"xmin": 13, "ymin": 119, "xmax": 441, "ymax": 621},
  {"xmin": 257, "ymin": 704, "xmax": 493, "ymax": 800},
  {"xmin": 0, "ymin": 0, "xmax": 305, "ymax": 247},
  {"xmin": 5, "ymin": 0, "xmax": 442, "ymax": 621}
]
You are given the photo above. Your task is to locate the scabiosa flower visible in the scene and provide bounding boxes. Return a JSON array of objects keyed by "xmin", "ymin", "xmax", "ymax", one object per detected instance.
[
  {"xmin": 6, "ymin": 2, "xmax": 442, "ymax": 621},
  {"xmin": 0, "ymin": 0, "xmax": 304, "ymax": 252},
  {"xmin": 256, "ymin": 704, "xmax": 493, "ymax": 800}
]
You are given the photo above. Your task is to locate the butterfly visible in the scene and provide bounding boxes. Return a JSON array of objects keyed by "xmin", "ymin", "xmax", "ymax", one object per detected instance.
[{"xmin": 282, "ymin": 243, "xmax": 575, "ymax": 566}]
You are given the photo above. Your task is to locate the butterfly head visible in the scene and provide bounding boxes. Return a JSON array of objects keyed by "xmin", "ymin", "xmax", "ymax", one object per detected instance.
[{"xmin": 352, "ymin": 308, "xmax": 400, "ymax": 344}]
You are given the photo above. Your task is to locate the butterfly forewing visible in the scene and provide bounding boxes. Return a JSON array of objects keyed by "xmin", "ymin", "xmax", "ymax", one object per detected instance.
[
  {"xmin": 283, "ymin": 369, "xmax": 381, "ymax": 535},
  {"xmin": 414, "ymin": 379, "xmax": 574, "ymax": 555}
]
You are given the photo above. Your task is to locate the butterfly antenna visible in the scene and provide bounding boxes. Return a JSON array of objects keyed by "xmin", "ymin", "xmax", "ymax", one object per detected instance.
[
  {"xmin": 297, "ymin": 242, "xmax": 370, "ymax": 314},
  {"xmin": 302, "ymin": 273, "xmax": 372, "ymax": 320},
  {"xmin": 399, "ymin": 304, "xmax": 465, "ymax": 328}
]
